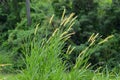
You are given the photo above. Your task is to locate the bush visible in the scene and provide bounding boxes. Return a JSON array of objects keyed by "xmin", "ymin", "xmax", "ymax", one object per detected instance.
[{"xmin": 0, "ymin": 0, "xmax": 55, "ymax": 71}]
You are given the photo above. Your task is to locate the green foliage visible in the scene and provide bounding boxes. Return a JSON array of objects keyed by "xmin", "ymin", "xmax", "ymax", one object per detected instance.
[
  {"xmin": 0, "ymin": 0, "xmax": 55, "ymax": 70},
  {"xmin": 0, "ymin": 0, "xmax": 120, "ymax": 78},
  {"xmin": 52, "ymin": 0, "xmax": 120, "ymax": 69}
]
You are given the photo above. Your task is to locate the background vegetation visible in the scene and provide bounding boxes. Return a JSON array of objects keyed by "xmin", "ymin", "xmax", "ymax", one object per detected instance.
[{"xmin": 0, "ymin": 0, "xmax": 120, "ymax": 80}]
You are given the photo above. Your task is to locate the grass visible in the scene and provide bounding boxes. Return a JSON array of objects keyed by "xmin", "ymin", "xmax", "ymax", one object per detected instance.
[
  {"xmin": 0, "ymin": 11, "xmax": 120, "ymax": 80},
  {"xmin": 1, "ymin": 69, "xmax": 119, "ymax": 80},
  {"xmin": 0, "ymin": 73, "xmax": 17, "ymax": 80},
  {"xmin": 16, "ymin": 11, "xmax": 75, "ymax": 80},
  {"xmin": 15, "ymin": 12, "xmax": 119, "ymax": 80}
]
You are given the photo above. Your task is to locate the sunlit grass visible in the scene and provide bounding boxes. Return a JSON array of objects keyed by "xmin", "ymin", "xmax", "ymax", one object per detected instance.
[{"xmin": 0, "ymin": 73, "xmax": 17, "ymax": 80}]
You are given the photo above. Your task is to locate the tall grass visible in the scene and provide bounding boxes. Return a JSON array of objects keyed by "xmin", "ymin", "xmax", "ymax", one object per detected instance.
[
  {"xmin": 17, "ymin": 11, "xmax": 75, "ymax": 80},
  {"xmin": 17, "ymin": 11, "xmax": 119, "ymax": 80}
]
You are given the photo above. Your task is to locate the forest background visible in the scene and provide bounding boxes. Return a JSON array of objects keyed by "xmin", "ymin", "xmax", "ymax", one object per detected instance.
[{"xmin": 0, "ymin": 0, "xmax": 120, "ymax": 80}]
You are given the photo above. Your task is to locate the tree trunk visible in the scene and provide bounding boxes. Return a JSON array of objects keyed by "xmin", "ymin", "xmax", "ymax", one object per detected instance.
[{"xmin": 26, "ymin": 0, "xmax": 31, "ymax": 26}]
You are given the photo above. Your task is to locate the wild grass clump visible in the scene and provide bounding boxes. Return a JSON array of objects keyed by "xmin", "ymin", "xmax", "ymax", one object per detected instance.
[
  {"xmin": 17, "ymin": 10, "xmax": 76, "ymax": 80},
  {"xmin": 17, "ymin": 11, "xmax": 119, "ymax": 80}
]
